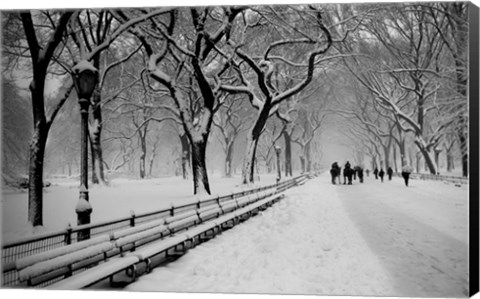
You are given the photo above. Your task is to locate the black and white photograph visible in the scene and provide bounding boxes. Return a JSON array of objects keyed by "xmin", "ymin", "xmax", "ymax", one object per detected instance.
[{"xmin": 0, "ymin": 0, "xmax": 478, "ymax": 298}]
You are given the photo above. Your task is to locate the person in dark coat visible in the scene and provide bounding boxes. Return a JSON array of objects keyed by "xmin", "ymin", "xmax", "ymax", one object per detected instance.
[
  {"xmin": 330, "ymin": 162, "xmax": 341, "ymax": 185},
  {"xmin": 379, "ymin": 168, "xmax": 385, "ymax": 182},
  {"xmin": 401, "ymin": 165, "xmax": 413, "ymax": 187},
  {"xmin": 354, "ymin": 166, "xmax": 364, "ymax": 183},
  {"xmin": 387, "ymin": 167, "xmax": 393, "ymax": 180},
  {"xmin": 343, "ymin": 161, "xmax": 353, "ymax": 185},
  {"xmin": 373, "ymin": 167, "xmax": 379, "ymax": 179}
]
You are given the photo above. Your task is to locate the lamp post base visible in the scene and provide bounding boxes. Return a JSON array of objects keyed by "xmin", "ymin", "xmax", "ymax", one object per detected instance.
[{"xmin": 76, "ymin": 188, "xmax": 92, "ymax": 241}]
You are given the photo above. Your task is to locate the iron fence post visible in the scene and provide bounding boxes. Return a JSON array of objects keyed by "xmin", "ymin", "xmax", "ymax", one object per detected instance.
[
  {"xmin": 130, "ymin": 210, "xmax": 136, "ymax": 227},
  {"xmin": 65, "ymin": 223, "xmax": 72, "ymax": 245}
]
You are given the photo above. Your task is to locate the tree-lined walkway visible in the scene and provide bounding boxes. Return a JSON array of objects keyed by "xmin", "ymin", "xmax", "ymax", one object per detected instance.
[{"xmin": 125, "ymin": 173, "xmax": 468, "ymax": 296}]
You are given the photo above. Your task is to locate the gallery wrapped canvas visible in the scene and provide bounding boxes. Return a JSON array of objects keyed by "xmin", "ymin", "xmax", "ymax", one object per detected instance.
[{"xmin": 0, "ymin": 1, "xmax": 478, "ymax": 298}]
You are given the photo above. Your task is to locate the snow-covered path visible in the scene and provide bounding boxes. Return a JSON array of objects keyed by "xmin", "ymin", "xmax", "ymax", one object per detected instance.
[
  {"xmin": 125, "ymin": 174, "xmax": 395, "ymax": 296},
  {"xmin": 336, "ymin": 174, "xmax": 469, "ymax": 297},
  {"xmin": 124, "ymin": 172, "xmax": 469, "ymax": 297}
]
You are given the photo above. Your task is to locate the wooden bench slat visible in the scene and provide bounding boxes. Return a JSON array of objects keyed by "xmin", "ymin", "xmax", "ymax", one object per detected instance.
[
  {"xmin": 184, "ymin": 222, "xmax": 218, "ymax": 239},
  {"xmin": 220, "ymin": 201, "xmax": 237, "ymax": 213},
  {"xmin": 15, "ymin": 235, "xmax": 111, "ymax": 271},
  {"xmin": 197, "ymin": 204, "xmax": 219, "ymax": 214},
  {"xmin": 115, "ymin": 225, "xmax": 168, "ymax": 248},
  {"xmin": 128, "ymin": 234, "xmax": 189, "ymax": 260},
  {"xmin": 167, "ymin": 214, "xmax": 199, "ymax": 231},
  {"xmin": 198, "ymin": 207, "xmax": 221, "ymax": 221},
  {"xmin": 164, "ymin": 210, "xmax": 197, "ymax": 224},
  {"xmin": 46, "ymin": 256, "xmax": 139, "ymax": 290},
  {"xmin": 19, "ymin": 242, "xmax": 114, "ymax": 282},
  {"xmin": 111, "ymin": 219, "xmax": 165, "ymax": 240}
]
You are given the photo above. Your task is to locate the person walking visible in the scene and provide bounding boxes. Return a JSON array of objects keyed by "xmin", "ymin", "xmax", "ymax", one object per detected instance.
[
  {"xmin": 387, "ymin": 167, "xmax": 393, "ymax": 181},
  {"xmin": 401, "ymin": 165, "xmax": 413, "ymax": 187},
  {"xmin": 373, "ymin": 167, "xmax": 379, "ymax": 179},
  {"xmin": 379, "ymin": 168, "xmax": 385, "ymax": 182}
]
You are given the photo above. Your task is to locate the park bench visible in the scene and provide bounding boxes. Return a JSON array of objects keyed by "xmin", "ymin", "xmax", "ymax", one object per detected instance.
[
  {"xmin": 21, "ymin": 190, "xmax": 289, "ymax": 289},
  {"xmin": 45, "ymin": 211, "xmax": 202, "ymax": 289},
  {"xmin": 16, "ymin": 234, "xmax": 115, "ymax": 287}
]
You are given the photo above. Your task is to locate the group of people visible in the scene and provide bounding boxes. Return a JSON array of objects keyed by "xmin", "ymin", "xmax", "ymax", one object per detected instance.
[
  {"xmin": 372, "ymin": 167, "xmax": 393, "ymax": 182},
  {"xmin": 330, "ymin": 161, "xmax": 364, "ymax": 185},
  {"xmin": 330, "ymin": 161, "xmax": 413, "ymax": 187}
]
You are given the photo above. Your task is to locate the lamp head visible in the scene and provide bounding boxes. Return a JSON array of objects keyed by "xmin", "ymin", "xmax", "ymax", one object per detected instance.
[{"xmin": 72, "ymin": 60, "xmax": 98, "ymax": 100}]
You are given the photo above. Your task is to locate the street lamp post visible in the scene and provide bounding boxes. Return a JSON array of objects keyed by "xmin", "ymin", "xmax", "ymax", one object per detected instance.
[
  {"xmin": 72, "ymin": 60, "xmax": 98, "ymax": 241},
  {"xmin": 275, "ymin": 145, "xmax": 281, "ymax": 183}
]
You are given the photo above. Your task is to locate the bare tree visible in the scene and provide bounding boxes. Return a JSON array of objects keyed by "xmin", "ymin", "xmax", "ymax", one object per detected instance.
[
  {"xmin": 292, "ymin": 108, "xmax": 325, "ymax": 173},
  {"xmin": 20, "ymin": 11, "xmax": 74, "ymax": 226},
  {"xmin": 213, "ymin": 96, "xmax": 250, "ymax": 177},
  {"xmin": 220, "ymin": 5, "xmax": 333, "ymax": 184},
  {"xmin": 112, "ymin": 7, "xmax": 247, "ymax": 194}
]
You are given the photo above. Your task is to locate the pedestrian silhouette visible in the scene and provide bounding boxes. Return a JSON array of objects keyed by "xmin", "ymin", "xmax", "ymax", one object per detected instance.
[
  {"xmin": 343, "ymin": 161, "xmax": 353, "ymax": 185},
  {"xmin": 379, "ymin": 168, "xmax": 385, "ymax": 182},
  {"xmin": 401, "ymin": 165, "xmax": 413, "ymax": 187},
  {"xmin": 373, "ymin": 167, "xmax": 379, "ymax": 179},
  {"xmin": 330, "ymin": 162, "xmax": 341, "ymax": 185},
  {"xmin": 354, "ymin": 166, "xmax": 364, "ymax": 183},
  {"xmin": 387, "ymin": 167, "xmax": 393, "ymax": 180}
]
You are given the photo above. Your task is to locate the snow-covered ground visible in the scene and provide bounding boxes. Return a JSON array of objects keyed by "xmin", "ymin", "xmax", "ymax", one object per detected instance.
[
  {"xmin": 1, "ymin": 174, "xmax": 279, "ymax": 243},
  {"xmin": 123, "ymin": 172, "xmax": 469, "ymax": 297},
  {"xmin": 0, "ymin": 171, "xmax": 472, "ymax": 297}
]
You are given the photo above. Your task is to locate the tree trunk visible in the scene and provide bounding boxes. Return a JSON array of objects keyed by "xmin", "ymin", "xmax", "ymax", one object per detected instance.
[
  {"xmin": 180, "ymin": 132, "xmax": 190, "ymax": 180},
  {"xmin": 148, "ymin": 150, "xmax": 156, "ymax": 177},
  {"xmin": 283, "ymin": 131, "xmax": 292, "ymax": 177},
  {"xmin": 435, "ymin": 150, "xmax": 441, "ymax": 172},
  {"xmin": 191, "ymin": 140, "xmax": 211, "ymax": 195},
  {"xmin": 225, "ymin": 142, "xmax": 233, "ymax": 177},
  {"xmin": 139, "ymin": 131, "xmax": 147, "ymax": 179},
  {"xmin": 393, "ymin": 145, "xmax": 398, "ymax": 172},
  {"xmin": 241, "ymin": 134, "xmax": 260, "ymax": 184},
  {"xmin": 299, "ymin": 155, "xmax": 305, "ymax": 173},
  {"xmin": 241, "ymin": 104, "xmax": 271, "ymax": 185},
  {"xmin": 89, "ymin": 90, "xmax": 107, "ymax": 185},
  {"xmin": 383, "ymin": 145, "xmax": 390, "ymax": 169},
  {"xmin": 415, "ymin": 152, "xmax": 421, "ymax": 173},
  {"xmin": 305, "ymin": 142, "xmax": 312, "ymax": 172},
  {"xmin": 28, "ymin": 123, "xmax": 48, "ymax": 226}
]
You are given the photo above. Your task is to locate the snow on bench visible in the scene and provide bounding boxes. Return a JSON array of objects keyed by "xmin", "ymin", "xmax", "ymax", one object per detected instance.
[
  {"xmin": 197, "ymin": 204, "xmax": 219, "ymax": 214},
  {"xmin": 184, "ymin": 221, "xmax": 218, "ymax": 240},
  {"xmin": 16, "ymin": 186, "xmax": 293, "ymax": 288},
  {"xmin": 164, "ymin": 210, "xmax": 197, "ymax": 224},
  {"xmin": 18, "ymin": 241, "xmax": 114, "ymax": 285},
  {"xmin": 115, "ymin": 225, "xmax": 168, "ymax": 254},
  {"xmin": 46, "ymin": 256, "xmax": 139, "ymax": 290},
  {"xmin": 198, "ymin": 206, "xmax": 221, "ymax": 222},
  {"xmin": 15, "ymin": 234, "xmax": 111, "ymax": 271},
  {"xmin": 219, "ymin": 200, "xmax": 238, "ymax": 214},
  {"xmin": 111, "ymin": 219, "xmax": 165, "ymax": 240},
  {"xmin": 126, "ymin": 234, "xmax": 190, "ymax": 272},
  {"xmin": 236, "ymin": 196, "xmax": 255, "ymax": 208},
  {"xmin": 166, "ymin": 214, "xmax": 199, "ymax": 233}
]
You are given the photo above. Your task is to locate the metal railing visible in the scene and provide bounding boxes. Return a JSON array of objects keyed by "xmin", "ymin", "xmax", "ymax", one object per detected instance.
[{"xmin": 1, "ymin": 174, "xmax": 311, "ymax": 287}]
